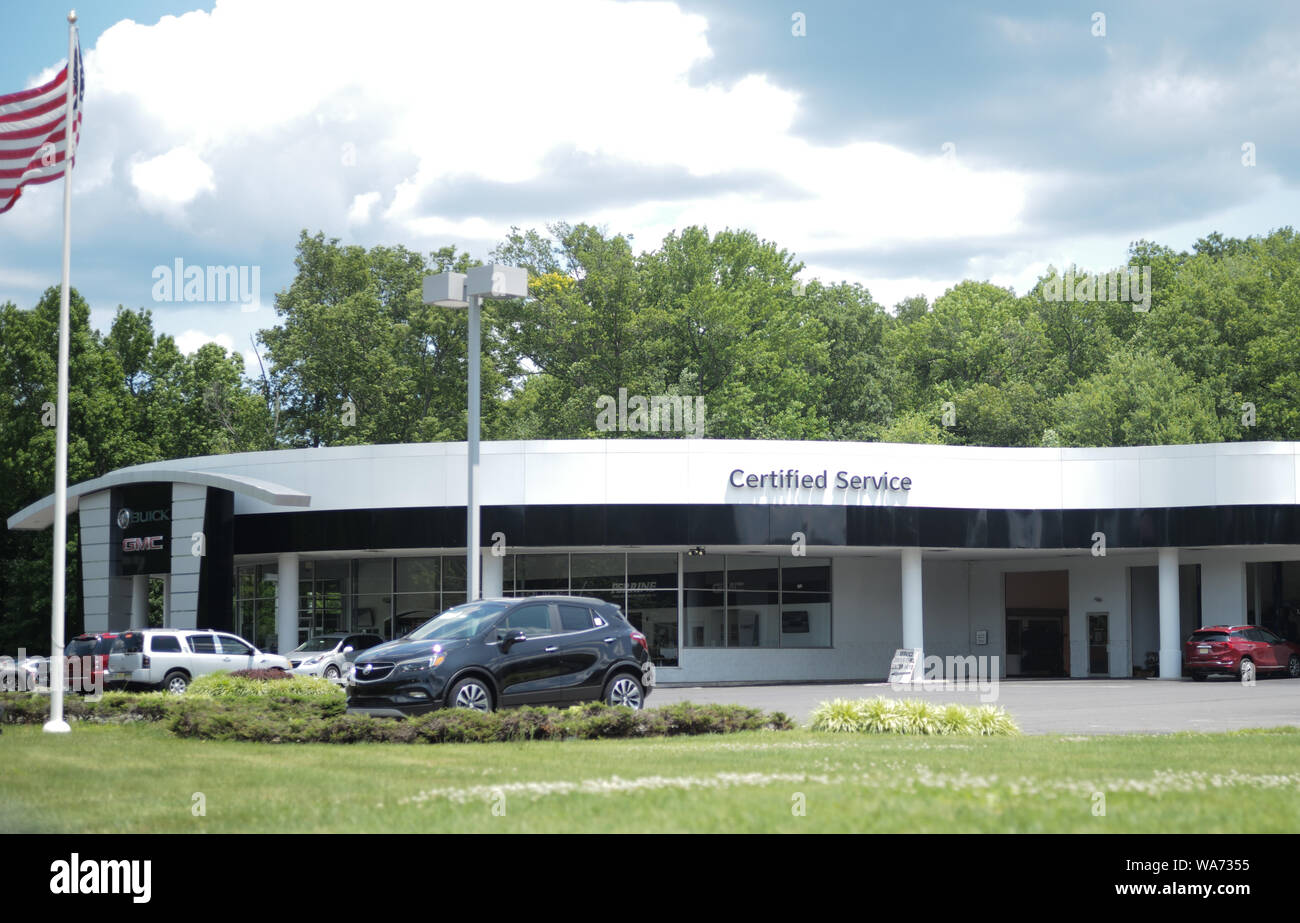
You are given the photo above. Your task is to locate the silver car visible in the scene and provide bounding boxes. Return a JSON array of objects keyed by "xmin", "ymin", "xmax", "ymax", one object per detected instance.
[
  {"xmin": 288, "ymin": 632, "xmax": 383, "ymax": 681},
  {"xmin": 107, "ymin": 629, "xmax": 291, "ymax": 694}
]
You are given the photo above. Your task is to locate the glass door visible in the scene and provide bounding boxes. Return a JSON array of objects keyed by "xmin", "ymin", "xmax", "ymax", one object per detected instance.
[{"xmin": 1088, "ymin": 612, "xmax": 1109, "ymax": 675}]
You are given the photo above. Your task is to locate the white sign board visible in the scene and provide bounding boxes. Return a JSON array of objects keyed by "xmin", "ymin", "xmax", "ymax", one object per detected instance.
[{"xmin": 888, "ymin": 648, "xmax": 922, "ymax": 684}]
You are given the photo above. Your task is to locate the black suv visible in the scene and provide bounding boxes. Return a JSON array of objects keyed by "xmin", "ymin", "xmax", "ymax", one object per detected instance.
[{"xmin": 346, "ymin": 596, "xmax": 655, "ymax": 716}]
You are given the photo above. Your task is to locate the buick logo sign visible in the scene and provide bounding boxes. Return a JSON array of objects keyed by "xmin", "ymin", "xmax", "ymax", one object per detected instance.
[
  {"xmin": 116, "ymin": 507, "xmax": 170, "ymax": 529},
  {"xmin": 362, "ymin": 664, "xmax": 373, "ymax": 675}
]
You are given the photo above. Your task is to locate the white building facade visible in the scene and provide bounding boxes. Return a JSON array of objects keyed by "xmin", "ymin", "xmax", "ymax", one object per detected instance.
[{"xmin": 9, "ymin": 440, "xmax": 1300, "ymax": 684}]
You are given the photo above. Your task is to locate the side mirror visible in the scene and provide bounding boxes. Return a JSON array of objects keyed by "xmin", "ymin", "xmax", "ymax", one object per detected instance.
[
  {"xmin": 342, "ymin": 646, "xmax": 354, "ymax": 654},
  {"xmin": 500, "ymin": 629, "xmax": 527, "ymax": 651}
]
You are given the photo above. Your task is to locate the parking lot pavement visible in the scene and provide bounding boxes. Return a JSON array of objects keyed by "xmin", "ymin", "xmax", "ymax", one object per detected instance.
[{"xmin": 650, "ymin": 677, "xmax": 1300, "ymax": 735}]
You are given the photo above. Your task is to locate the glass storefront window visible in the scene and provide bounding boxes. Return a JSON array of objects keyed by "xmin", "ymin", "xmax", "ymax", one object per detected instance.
[
  {"xmin": 571, "ymin": 553, "xmax": 624, "ymax": 591},
  {"xmin": 627, "ymin": 589, "xmax": 679, "ymax": 666},
  {"xmin": 1246, "ymin": 561, "xmax": 1300, "ymax": 640},
  {"xmin": 396, "ymin": 556, "xmax": 439, "ymax": 594},
  {"xmin": 682, "ymin": 555, "xmax": 831, "ymax": 649},
  {"xmin": 443, "ymin": 556, "xmax": 467, "ymax": 593},
  {"xmin": 624, "ymin": 554, "xmax": 678, "ymax": 593},
  {"xmin": 353, "ymin": 558, "xmax": 392, "ymax": 637},
  {"xmin": 781, "ymin": 557, "xmax": 831, "ymax": 648},
  {"xmin": 517, "ymin": 553, "xmax": 568, "ymax": 594},
  {"xmin": 684, "ymin": 553, "xmax": 725, "ymax": 648},
  {"xmin": 235, "ymin": 563, "xmax": 280, "ymax": 651},
  {"xmin": 236, "ymin": 550, "xmax": 824, "ymax": 658}
]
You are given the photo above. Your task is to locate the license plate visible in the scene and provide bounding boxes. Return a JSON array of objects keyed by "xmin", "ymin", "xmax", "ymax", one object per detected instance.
[
  {"xmin": 108, "ymin": 672, "xmax": 131, "ymax": 680},
  {"xmin": 1198, "ymin": 646, "xmax": 1210, "ymax": 654}
]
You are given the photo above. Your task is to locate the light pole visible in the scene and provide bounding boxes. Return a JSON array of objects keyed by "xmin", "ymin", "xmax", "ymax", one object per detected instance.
[{"xmin": 423, "ymin": 263, "xmax": 528, "ymax": 601}]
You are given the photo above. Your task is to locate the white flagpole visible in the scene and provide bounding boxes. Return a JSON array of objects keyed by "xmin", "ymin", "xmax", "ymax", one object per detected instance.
[{"xmin": 44, "ymin": 9, "xmax": 78, "ymax": 734}]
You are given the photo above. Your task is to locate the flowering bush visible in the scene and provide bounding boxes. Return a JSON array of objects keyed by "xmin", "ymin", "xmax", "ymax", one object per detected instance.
[{"xmin": 809, "ymin": 697, "xmax": 1019, "ymax": 736}]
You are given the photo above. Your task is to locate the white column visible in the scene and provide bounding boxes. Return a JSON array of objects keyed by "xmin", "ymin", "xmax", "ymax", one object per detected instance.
[
  {"xmin": 276, "ymin": 553, "xmax": 299, "ymax": 655},
  {"xmin": 131, "ymin": 574, "xmax": 149, "ymax": 627},
  {"xmin": 467, "ymin": 294, "xmax": 481, "ymax": 601},
  {"xmin": 481, "ymin": 550, "xmax": 503, "ymax": 599},
  {"xmin": 161, "ymin": 575, "xmax": 171, "ymax": 628},
  {"xmin": 901, "ymin": 547, "xmax": 924, "ymax": 662},
  {"xmin": 1158, "ymin": 547, "xmax": 1181, "ymax": 679}
]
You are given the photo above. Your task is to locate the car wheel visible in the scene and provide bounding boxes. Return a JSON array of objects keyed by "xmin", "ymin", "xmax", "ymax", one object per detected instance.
[
  {"xmin": 604, "ymin": 673, "xmax": 644, "ymax": 709},
  {"xmin": 163, "ymin": 671, "xmax": 189, "ymax": 695},
  {"xmin": 1238, "ymin": 658, "xmax": 1256, "ymax": 683},
  {"xmin": 1288, "ymin": 656, "xmax": 1300, "ymax": 679},
  {"xmin": 324, "ymin": 664, "xmax": 341, "ymax": 680},
  {"xmin": 448, "ymin": 677, "xmax": 494, "ymax": 712},
  {"xmin": 1191, "ymin": 671, "xmax": 1207, "ymax": 682}
]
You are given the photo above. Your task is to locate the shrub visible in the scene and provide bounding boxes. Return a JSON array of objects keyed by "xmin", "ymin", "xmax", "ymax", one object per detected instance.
[
  {"xmin": 804, "ymin": 698, "xmax": 862, "ymax": 733},
  {"xmin": 186, "ymin": 672, "xmax": 346, "ymax": 716},
  {"xmin": 0, "ymin": 691, "xmax": 175, "ymax": 725},
  {"xmin": 228, "ymin": 669, "xmax": 295, "ymax": 681},
  {"xmin": 809, "ymin": 696, "xmax": 1019, "ymax": 736},
  {"xmin": 167, "ymin": 700, "xmax": 793, "ymax": 744}
]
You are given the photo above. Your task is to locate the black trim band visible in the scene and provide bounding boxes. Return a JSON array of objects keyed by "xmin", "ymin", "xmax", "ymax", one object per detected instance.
[{"xmin": 233, "ymin": 503, "xmax": 1300, "ymax": 555}]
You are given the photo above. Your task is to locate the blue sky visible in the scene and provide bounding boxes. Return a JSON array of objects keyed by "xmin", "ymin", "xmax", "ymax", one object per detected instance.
[{"xmin": 3, "ymin": 0, "xmax": 1298, "ymax": 369}]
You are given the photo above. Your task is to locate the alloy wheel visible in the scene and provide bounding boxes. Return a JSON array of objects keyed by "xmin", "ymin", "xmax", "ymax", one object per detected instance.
[
  {"xmin": 608, "ymin": 676, "xmax": 642, "ymax": 709},
  {"xmin": 454, "ymin": 681, "xmax": 491, "ymax": 711},
  {"xmin": 1240, "ymin": 659, "xmax": 1256, "ymax": 683}
]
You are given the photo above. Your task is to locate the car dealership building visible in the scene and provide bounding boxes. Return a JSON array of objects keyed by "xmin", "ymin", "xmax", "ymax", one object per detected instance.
[{"xmin": 8, "ymin": 439, "xmax": 1300, "ymax": 684}]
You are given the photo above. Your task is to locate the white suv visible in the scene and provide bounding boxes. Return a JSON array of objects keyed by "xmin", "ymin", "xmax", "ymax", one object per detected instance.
[{"xmin": 106, "ymin": 629, "xmax": 291, "ymax": 694}]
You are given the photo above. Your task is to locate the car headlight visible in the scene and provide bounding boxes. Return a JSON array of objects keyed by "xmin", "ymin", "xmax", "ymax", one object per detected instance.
[
  {"xmin": 303, "ymin": 656, "xmax": 324, "ymax": 666},
  {"xmin": 397, "ymin": 653, "xmax": 446, "ymax": 674}
]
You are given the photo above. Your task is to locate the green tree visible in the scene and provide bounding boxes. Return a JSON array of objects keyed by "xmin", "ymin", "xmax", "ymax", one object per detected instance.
[
  {"xmin": 1053, "ymin": 350, "xmax": 1228, "ymax": 446},
  {"xmin": 258, "ymin": 231, "xmax": 508, "ymax": 446}
]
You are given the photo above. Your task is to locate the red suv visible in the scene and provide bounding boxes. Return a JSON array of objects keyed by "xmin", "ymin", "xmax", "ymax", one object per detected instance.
[
  {"xmin": 64, "ymin": 632, "xmax": 118, "ymax": 693},
  {"xmin": 1184, "ymin": 625, "xmax": 1300, "ymax": 682}
]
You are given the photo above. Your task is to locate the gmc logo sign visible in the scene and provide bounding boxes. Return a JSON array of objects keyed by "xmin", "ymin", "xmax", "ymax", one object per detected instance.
[{"xmin": 122, "ymin": 536, "xmax": 165, "ymax": 553}]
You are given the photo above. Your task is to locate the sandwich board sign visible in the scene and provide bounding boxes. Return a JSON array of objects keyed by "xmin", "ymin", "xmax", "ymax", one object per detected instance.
[{"xmin": 888, "ymin": 648, "xmax": 921, "ymax": 684}]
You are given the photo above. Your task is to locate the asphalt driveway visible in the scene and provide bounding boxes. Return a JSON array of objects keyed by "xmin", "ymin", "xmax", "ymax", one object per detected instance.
[{"xmin": 650, "ymin": 677, "xmax": 1300, "ymax": 734}]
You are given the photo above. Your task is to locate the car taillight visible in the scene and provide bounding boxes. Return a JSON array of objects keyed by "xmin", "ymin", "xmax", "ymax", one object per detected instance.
[
  {"xmin": 631, "ymin": 631, "xmax": 648, "ymax": 652},
  {"xmin": 142, "ymin": 655, "xmax": 151, "ymax": 668}
]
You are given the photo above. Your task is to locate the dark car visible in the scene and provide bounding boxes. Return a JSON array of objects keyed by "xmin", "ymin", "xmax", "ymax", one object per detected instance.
[
  {"xmin": 1184, "ymin": 625, "xmax": 1300, "ymax": 681},
  {"xmin": 346, "ymin": 596, "xmax": 655, "ymax": 716}
]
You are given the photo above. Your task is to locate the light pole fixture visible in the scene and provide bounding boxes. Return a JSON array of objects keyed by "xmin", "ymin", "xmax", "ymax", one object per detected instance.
[{"xmin": 423, "ymin": 263, "xmax": 528, "ymax": 602}]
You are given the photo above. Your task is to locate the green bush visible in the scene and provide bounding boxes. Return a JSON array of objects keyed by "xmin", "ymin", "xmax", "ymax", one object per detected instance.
[
  {"xmin": 185, "ymin": 672, "xmax": 346, "ymax": 716},
  {"xmin": 809, "ymin": 696, "xmax": 1019, "ymax": 736},
  {"xmin": 167, "ymin": 700, "xmax": 793, "ymax": 744},
  {"xmin": 0, "ymin": 691, "xmax": 174, "ymax": 725}
]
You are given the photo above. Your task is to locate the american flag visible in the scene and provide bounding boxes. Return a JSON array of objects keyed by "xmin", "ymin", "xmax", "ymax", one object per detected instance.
[{"xmin": 0, "ymin": 34, "xmax": 84, "ymax": 215}]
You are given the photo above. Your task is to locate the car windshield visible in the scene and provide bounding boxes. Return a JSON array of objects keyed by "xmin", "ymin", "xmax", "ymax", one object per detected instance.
[
  {"xmin": 1190, "ymin": 631, "xmax": 1229, "ymax": 642},
  {"xmin": 406, "ymin": 601, "xmax": 510, "ymax": 642},
  {"xmin": 293, "ymin": 637, "xmax": 342, "ymax": 653}
]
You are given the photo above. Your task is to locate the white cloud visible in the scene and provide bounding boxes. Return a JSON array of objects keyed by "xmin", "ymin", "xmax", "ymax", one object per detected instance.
[
  {"xmin": 347, "ymin": 191, "xmax": 381, "ymax": 226},
  {"xmin": 8, "ymin": 0, "xmax": 1288, "ymax": 337},
  {"xmin": 76, "ymin": 0, "xmax": 1034, "ymax": 257},
  {"xmin": 129, "ymin": 146, "xmax": 215, "ymax": 215},
  {"xmin": 173, "ymin": 329, "xmax": 234, "ymax": 355}
]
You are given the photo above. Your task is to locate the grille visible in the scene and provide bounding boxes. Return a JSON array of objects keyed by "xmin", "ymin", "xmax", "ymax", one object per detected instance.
[{"xmin": 354, "ymin": 661, "xmax": 394, "ymax": 682}]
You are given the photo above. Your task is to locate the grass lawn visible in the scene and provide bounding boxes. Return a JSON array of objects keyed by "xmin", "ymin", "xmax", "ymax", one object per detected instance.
[{"xmin": 3, "ymin": 723, "xmax": 1299, "ymax": 833}]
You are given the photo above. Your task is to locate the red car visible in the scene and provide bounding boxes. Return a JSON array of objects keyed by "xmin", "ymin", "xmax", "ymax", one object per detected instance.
[
  {"xmin": 63, "ymin": 632, "xmax": 118, "ymax": 693},
  {"xmin": 1184, "ymin": 625, "xmax": 1300, "ymax": 682}
]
